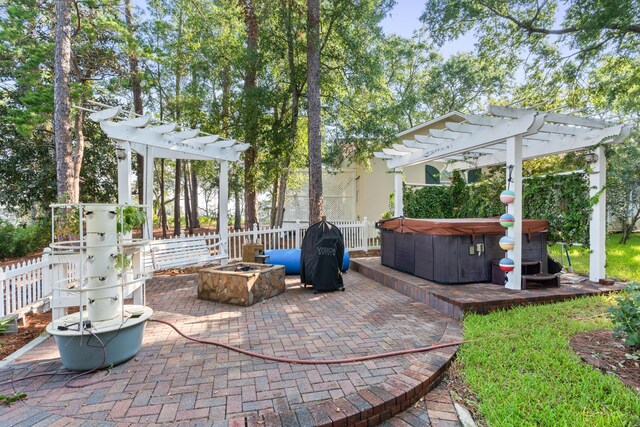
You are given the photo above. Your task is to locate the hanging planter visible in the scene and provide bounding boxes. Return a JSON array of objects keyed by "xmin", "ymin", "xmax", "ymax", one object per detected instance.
[
  {"xmin": 499, "ymin": 213, "xmax": 515, "ymax": 228},
  {"xmin": 499, "ymin": 257, "xmax": 515, "ymax": 272},
  {"xmin": 499, "ymin": 236, "xmax": 515, "ymax": 250},
  {"xmin": 500, "ymin": 189, "xmax": 516, "ymax": 204}
]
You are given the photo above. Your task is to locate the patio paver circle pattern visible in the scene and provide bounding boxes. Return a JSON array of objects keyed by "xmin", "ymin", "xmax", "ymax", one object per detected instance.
[{"xmin": 0, "ymin": 271, "xmax": 461, "ymax": 426}]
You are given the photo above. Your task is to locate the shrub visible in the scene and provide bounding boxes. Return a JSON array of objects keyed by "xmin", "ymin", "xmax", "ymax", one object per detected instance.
[
  {"xmin": 401, "ymin": 171, "xmax": 591, "ymax": 244},
  {"xmin": 0, "ymin": 223, "xmax": 17, "ymax": 258},
  {"xmin": 609, "ymin": 282, "xmax": 640, "ymax": 349},
  {"xmin": 0, "ymin": 220, "xmax": 50, "ymax": 259}
]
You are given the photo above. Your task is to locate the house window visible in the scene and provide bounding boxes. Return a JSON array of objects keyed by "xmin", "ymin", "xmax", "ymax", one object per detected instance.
[
  {"xmin": 425, "ymin": 165, "xmax": 440, "ymax": 185},
  {"xmin": 467, "ymin": 168, "xmax": 481, "ymax": 183}
]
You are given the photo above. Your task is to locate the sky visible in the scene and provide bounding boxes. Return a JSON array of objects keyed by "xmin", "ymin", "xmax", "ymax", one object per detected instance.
[{"xmin": 380, "ymin": 0, "xmax": 477, "ymax": 58}]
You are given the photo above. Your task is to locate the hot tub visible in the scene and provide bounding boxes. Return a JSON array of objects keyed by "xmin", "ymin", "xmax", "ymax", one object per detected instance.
[{"xmin": 377, "ymin": 217, "xmax": 549, "ymax": 284}]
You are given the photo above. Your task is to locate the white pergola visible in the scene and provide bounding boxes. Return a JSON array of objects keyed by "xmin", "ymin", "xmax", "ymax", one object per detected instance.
[
  {"xmin": 375, "ymin": 105, "xmax": 632, "ymax": 290},
  {"xmin": 86, "ymin": 104, "xmax": 249, "ymax": 257}
]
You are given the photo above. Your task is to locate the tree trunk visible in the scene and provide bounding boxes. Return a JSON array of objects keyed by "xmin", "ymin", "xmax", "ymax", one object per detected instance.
[
  {"xmin": 72, "ymin": 110, "xmax": 86, "ymax": 201},
  {"xmin": 184, "ymin": 162, "xmax": 192, "ymax": 234},
  {"xmin": 160, "ymin": 158, "xmax": 167, "ymax": 238},
  {"xmin": 276, "ymin": 1, "xmax": 300, "ymax": 228},
  {"xmin": 234, "ymin": 186, "xmax": 241, "ymax": 230},
  {"xmin": 157, "ymin": 31, "xmax": 165, "ymax": 237},
  {"xmin": 241, "ymin": 0, "xmax": 259, "ymax": 227},
  {"xmin": 275, "ymin": 159, "xmax": 290, "ymax": 227},
  {"xmin": 124, "ymin": 0, "xmax": 145, "ymax": 205},
  {"xmin": 173, "ymin": 159, "xmax": 181, "ymax": 235},
  {"xmin": 270, "ymin": 177, "xmax": 278, "ymax": 228},
  {"xmin": 190, "ymin": 163, "xmax": 200, "ymax": 228},
  {"xmin": 306, "ymin": 0, "xmax": 323, "ymax": 223},
  {"xmin": 54, "ymin": 0, "xmax": 74, "ymax": 202},
  {"xmin": 619, "ymin": 209, "xmax": 640, "ymax": 244},
  {"xmin": 173, "ymin": 10, "xmax": 183, "ymax": 236},
  {"xmin": 221, "ymin": 66, "xmax": 231, "ymax": 134},
  {"xmin": 221, "ymin": 64, "xmax": 237, "ymax": 231}
]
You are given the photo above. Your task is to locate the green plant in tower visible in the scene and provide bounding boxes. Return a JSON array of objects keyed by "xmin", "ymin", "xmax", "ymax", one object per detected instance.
[
  {"xmin": 116, "ymin": 253, "xmax": 132, "ymax": 272},
  {"xmin": 609, "ymin": 282, "xmax": 640, "ymax": 351},
  {"xmin": 117, "ymin": 206, "xmax": 146, "ymax": 234}
]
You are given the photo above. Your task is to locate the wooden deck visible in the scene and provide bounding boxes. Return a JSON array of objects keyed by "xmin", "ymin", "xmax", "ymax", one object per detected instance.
[{"xmin": 351, "ymin": 257, "xmax": 627, "ymax": 320}]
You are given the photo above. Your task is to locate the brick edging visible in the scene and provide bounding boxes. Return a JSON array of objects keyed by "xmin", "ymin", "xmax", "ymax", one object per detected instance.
[{"xmin": 241, "ymin": 324, "xmax": 460, "ymax": 427}]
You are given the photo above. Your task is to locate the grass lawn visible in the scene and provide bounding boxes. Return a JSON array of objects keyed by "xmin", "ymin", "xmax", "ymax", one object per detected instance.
[
  {"xmin": 458, "ymin": 296, "xmax": 640, "ymax": 426},
  {"xmin": 548, "ymin": 232, "xmax": 640, "ymax": 282}
]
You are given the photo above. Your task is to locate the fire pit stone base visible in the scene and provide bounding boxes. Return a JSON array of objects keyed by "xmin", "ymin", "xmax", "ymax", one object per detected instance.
[{"xmin": 197, "ymin": 262, "xmax": 286, "ymax": 306}]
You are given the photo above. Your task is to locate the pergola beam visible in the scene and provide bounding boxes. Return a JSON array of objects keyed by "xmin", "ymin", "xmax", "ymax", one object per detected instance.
[
  {"xmin": 446, "ymin": 124, "xmax": 630, "ymax": 171},
  {"xmin": 445, "ymin": 121, "xmax": 487, "ymax": 133},
  {"xmin": 100, "ymin": 122, "xmax": 243, "ymax": 162},
  {"xmin": 148, "ymin": 123, "xmax": 177, "ymax": 134},
  {"xmin": 414, "ymin": 134, "xmax": 441, "ymax": 144},
  {"xmin": 489, "ymin": 105, "xmax": 611, "ymax": 129},
  {"xmin": 392, "ymin": 144, "xmax": 423, "ymax": 153},
  {"xmin": 387, "ymin": 112, "xmax": 546, "ymax": 168}
]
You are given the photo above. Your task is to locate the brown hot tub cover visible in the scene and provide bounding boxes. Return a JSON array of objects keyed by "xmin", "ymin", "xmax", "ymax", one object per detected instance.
[{"xmin": 377, "ymin": 217, "xmax": 548, "ymax": 236}]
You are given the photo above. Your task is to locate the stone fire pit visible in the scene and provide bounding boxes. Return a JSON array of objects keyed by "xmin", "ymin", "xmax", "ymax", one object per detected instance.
[{"xmin": 197, "ymin": 262, "xmax": 286, "ymax": 306}]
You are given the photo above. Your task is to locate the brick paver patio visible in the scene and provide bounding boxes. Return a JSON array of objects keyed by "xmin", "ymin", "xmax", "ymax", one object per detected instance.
[{"xmin": 0, "ymin": 270, "xmax": 461, "ymax": 426}]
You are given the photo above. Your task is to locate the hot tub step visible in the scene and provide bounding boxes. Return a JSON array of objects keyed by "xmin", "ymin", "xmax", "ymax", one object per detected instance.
[{"xmin": 521, "ymin": 273, "xmax": 560, "ymax": 289}]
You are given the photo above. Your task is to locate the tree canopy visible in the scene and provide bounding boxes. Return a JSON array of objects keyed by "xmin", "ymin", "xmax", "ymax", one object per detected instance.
[{"xmin": 0, "ymin": 0, "xmax": 636, "ymax": 234}]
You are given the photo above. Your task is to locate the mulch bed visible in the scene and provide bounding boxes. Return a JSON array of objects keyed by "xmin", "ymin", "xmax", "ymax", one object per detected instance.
[
  {"xmin": 444, "ymin": 364, "xmax": 488, "ymax": 427},
  {"xmin": 0, "ymin": 311, "xmax": 51, "ymax": 360},
  {"xmin": 570, "ymin": 329, "xmax": 640, "ymax": 393}
]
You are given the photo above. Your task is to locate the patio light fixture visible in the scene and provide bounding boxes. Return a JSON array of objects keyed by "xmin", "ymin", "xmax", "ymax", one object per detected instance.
[
  {"xmin": 115, "ymin": 146, "xmax": 127, "ymax": 161},
  {"xmin": 584, "ymin": 152, "xmax": 599, "ymax": 164}
]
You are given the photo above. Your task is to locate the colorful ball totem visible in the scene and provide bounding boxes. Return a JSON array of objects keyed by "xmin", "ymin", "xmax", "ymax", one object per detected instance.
[
  {"xmin": 499, "ymin": 213, "xmax": 515, "ymax": 228},
  {"xmin": 499, "ymin": 257, "xmax": 515, "ymax": 272},
  {"xmin": 500, "ymin": 189, "xmax": 516, "ymax": 204},
  {"xmin": 499, "ymin": 236, "xmax": 515, "ymax": 250}
]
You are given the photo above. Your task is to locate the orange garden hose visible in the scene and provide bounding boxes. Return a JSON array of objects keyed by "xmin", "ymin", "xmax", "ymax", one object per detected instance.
[
  {"xmin": 150, "ymin": 318, "xmax": 466, "ymax": 365},
  {"xmin": 1, "ymin": 319, "xmax": 466, "ymax": 391}
]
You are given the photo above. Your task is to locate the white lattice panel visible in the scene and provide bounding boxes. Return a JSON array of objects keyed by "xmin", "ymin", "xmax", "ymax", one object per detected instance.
[{"xmin": 284, "ymin": 169, "xmax": 356, "ymax": 222}]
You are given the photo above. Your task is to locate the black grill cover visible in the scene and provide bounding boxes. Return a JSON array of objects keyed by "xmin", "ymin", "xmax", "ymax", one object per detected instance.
[{"xmin": 300, "ymin": 220, "xmax": 345, "ymax": 291}]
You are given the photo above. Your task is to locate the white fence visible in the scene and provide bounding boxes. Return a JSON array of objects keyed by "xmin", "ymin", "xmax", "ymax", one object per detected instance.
[
  {"xmin": 1, "ymin": 255, "xmax": 51, "ymax": 318},
  {"xmin": 227, "ymin": 220, "xmax": 379, "ymax": 259},
  {"xmin": 0, "ymin": 220, "xmax": 380, "ymax": 317}
]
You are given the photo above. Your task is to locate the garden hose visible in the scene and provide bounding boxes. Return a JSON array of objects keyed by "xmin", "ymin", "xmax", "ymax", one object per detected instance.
[{"xmin": 150, "ymin": 318, "xmax": 466, "ymax": 365}]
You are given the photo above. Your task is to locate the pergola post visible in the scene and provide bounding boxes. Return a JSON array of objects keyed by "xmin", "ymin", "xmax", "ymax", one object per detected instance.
[
  {"xmin": 142, "ymin": 147, "xmax": 155, "ymax": 240},
  {"xmin": 219, "ymin": 160, "xmax": 229, "ymax": 265},
  {"xmin": 589, "ymin": 146, "xmax": 607, "ymax": 281},
  {"xmin": 505, "ymin": 136, "xmax": 523, "ymax": 290},
  {"xmin": 117, "ymin": 143, "xmax": 132, "ymax": 205},
  {"xmin": 394, "ymin": 167, "xmax": 403, "ymax": 217}
]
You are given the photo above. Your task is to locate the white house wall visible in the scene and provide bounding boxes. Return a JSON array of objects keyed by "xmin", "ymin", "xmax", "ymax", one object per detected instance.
[
  {"xmin": 355, "ymin": 114, "xmax": 466, "ymax": 221},
  {"xmin": 355, "ymin": 159, "xmax": 448, "ymax": 221}
]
